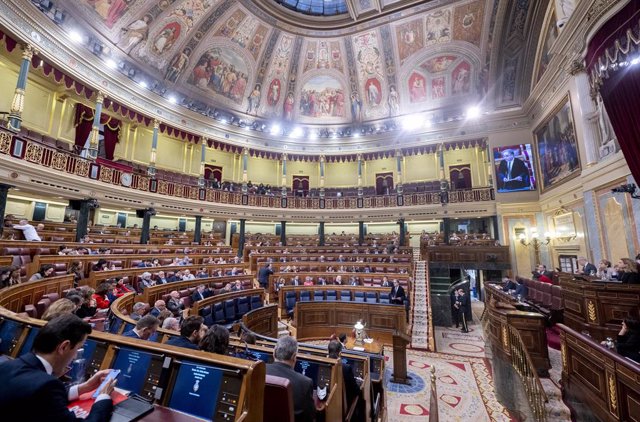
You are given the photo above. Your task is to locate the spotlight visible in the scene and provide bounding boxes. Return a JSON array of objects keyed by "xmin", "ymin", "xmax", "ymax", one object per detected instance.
[
  {"xmin": 290, "ymin": 127, "xmax": 303, "ymax": 138},
  {"xmin": 168, "ymin": 96, "xmax": 177, "ymax": 104},
  {"xmin": 466, "ymin": 106, "xmax": 481, "ymax": 119},
  {"xmin": 105, "ymin": 58, "xmax": 117, "ymax": 69},
  {"xmin": 68, "ymin": 30, "xmax": 83, "ymax": 44},
  {"xmin": 309, "ymin": 131, "xmax": 318, "ymax": 140},
  {"xmin": 402, "ymin": 115, "xmax": 420, "ymax": 131},
  {"xmin": 270, "ymin": 124, "xmax": 281, "ymax": 135},
  {"xmin": 138, "ymin": 80, "xmax": 148, "ymax": 88}
]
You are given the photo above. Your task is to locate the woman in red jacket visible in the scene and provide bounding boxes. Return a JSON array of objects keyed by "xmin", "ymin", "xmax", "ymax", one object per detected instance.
[{"xmin": 92, "ymin": 282, "xmax": 112, "ymax": 309}]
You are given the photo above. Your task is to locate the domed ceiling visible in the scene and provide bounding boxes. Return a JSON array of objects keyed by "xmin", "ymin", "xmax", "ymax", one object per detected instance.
[
  {"xmin": 63, "ymin": 0, "xmax": 489, "ymax": 124},
  {"xmin": 13, "ymin": 0, "xmax": 539, "ymax": 153}
]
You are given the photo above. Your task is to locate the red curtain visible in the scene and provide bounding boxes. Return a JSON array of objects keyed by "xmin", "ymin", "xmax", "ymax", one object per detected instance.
[
  {"xmin": 204, "ymin": 164, "xmax": 222, "ymax": 181},
  {"xmin": 292, "ymin": 176, "xmax": 309, "ymax": 196},
  {"xmin": 586, "ymin": 2, "xmax": 640, "ymax": 183},
  {"xmin": 375, "ymin": 172, "xmax": 394, "ymax": 195},
  {"xmin": 449, "ymin": 165, "xmax": 472, "ymax": 189},
  {"xmin": 74, "ymin": 104, "xmax": 121, "ymax": 159}
]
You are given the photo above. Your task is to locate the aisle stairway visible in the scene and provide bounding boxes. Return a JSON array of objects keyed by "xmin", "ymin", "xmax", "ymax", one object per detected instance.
[{"xmin": 410, "ymin": 247, "xmax": 431, "ymax": 349}]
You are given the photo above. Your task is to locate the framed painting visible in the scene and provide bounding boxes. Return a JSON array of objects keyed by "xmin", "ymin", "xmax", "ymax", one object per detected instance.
[
  {"xmin": 493, "ymin": 144, "xmax": 537, "ymax": 193},
  {"xmin": 534, "ymin": 95, "xmax": 580, "ymax": 192}
]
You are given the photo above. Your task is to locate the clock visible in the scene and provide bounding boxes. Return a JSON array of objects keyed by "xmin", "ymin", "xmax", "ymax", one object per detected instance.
[{"xmin": 120, "ymin": 172, "xmax": 133, "ymax": 187}]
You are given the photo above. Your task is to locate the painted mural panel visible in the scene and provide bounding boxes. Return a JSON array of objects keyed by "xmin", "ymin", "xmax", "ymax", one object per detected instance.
[
  {"xmin": 81, "ymin": 0, "xmax": 137, "ymax": 28},
  {"xmin": 262, "ymin": 34, "xmax": 295, "ymax": 115},
  {"xmin": 408, "ymin": 72, "xmax": 427, "ymax": 103},
  {"xmin": 536, "ymin": 10, "xmax": 558, "ymax": 82},
  {"xmin": 534, "ymin": 96, "xmax": 581, "ymax": 192},
  {"xmin": 451, "ymin": 61, "xmax": 471, "ymax": 95},
  {"xmin": 299, "ymin": 75, "xmax": 346, "ymax": 119},
  {"xmin": 452, "ymin": 0, "xmax": 485, "ymax": 47},
  {"xmin": 353, "ymin": 31, "xmax": 387, "ymax": 119},
  {"xmin": 189, "ymin": 47, "xmax": 250, "ymax": 104},
  {"xmin": 420, "ymin": 55, "xmax": 457, "ymax": 73},
  {"xmin": 425, "ymin": 9, "xmax": 452, "ymax": 45},
  {"xmin": 395, "ymin": 19, "xmax": 424, "ymax": 65}
]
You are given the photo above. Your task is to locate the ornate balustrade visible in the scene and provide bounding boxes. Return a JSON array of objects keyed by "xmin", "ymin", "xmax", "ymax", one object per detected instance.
[{"xmin": 0, "ymin": 129, "xmax": 495, "ymax": 210}]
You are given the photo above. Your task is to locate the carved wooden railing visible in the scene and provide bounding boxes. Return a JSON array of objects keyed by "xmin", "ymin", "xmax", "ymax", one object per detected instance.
[
  {"xmin": 429, "ymin": 366, "xmax": 439, "ymax": 422},
  {"xmin": 506, "ymin": 325, "xmax": 548, "ymax": 422},
  {"xmin": 0, "ymin": 129, "xmax": 495, "ymax": 210}
]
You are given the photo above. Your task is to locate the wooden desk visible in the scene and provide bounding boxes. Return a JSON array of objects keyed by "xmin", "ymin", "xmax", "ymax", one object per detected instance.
[
  {"xmin": 294, "ymin": 301, "xmax": 406, "ymax": 344},
  {"xmin": 345, "ymin": 337, "xmax": 383, "ymax": 354}
]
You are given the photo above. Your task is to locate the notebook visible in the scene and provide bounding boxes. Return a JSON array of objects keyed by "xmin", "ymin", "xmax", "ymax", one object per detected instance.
[{"xmin": 110, "ymin": 397, "xmax": 155, "ymax": 422}]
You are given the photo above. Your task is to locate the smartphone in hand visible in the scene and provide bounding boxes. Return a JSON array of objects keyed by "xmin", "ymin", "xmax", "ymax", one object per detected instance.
[{"xmin": 92, "ymin": 369, "xmax": 120, "ymax": 399}]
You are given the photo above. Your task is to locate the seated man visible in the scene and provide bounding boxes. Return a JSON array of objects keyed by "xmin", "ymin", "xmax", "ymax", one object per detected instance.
[
  {"xmin": 0, "ymin": 314, "xmax": 115, "ymax": 421},
  {"xmin": 166, "ymin": 291, "xmax": 184, "ymax": 316},
  {"xmin": 149, "ymin": 300, "xmax": 167, "ymax": 317},
  {"xmin": 502, "ymin": 277, "xmax": 517, "ymax": 292},
  {"xmin": 12, "ymin": 219, "xmax": 41, "ymax": 241},
  {"xmin": 130, "ymin": 302, "xmax": 148, "ymax": 321},
  {"xmin": 532, "ymin": 264, "xmax": 553, "ymax": 283},
  {"xmin": 191, "ymin": 284, "xmax": 211, "ymax": 302},
  {"xmin": 265, "ymin": 336, "xmax": 315, "ymax": 422},
  {"xmin": 165, "ymin": 316, "xmax": 207, "ymax": 350},
  {"xmin": 327, "ymin": 340, "xmax": 361, "ymax": 412},
  {"xmin": 122, "ymin": 315, "xmax": 160, "ymax": 341},
  {"xmin": 577, "ymin": 256, "xmax": 597, "ymax": 276}
]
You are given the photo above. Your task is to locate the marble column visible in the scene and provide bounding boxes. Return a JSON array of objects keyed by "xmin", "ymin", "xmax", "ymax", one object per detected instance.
[
  {"xmin": 399, "ymin": 218, "xmax": 406, "ymax": 246},
  {"xmin": 281, "ymin": 153, "xmax": 288, "ymax": 197},
  {"xmin": 357, "ymin": 154, "xmax": 363, "ymax": 196},
  {"xmin": 280, "ymin": 221, "xmax": 287, "ymax": 246},
  {"xmin": 148, "ymin": 119, "xmax": 160, "ymax": 177},
  {"xmin": 7, "ymin": 44, "xmax": 35, "ymax": 133},
  {"xmin": 194, "ymin": 216, "xmax": 202, "ymax": 244},
  {"xmin": 319, "ymin": 155, "xmax": 325, "ymax": 197},
  {"xmin": 570, "ymin": 62, "xmax": 600, "ymax": 166},
  {"xmin": 318, "ymin": 222, "xmax": 325, "ymax": 246},
  {"xmin": 237, "ymin": 219, "xmax": 246, "ymax": 257},
  {"xmin": 139, "ymin": 210, "xmax": 152, "ymax": 244},
  {"xmin": 242, "ymin": 148, "xmax": 249, "ymax": 193},
  {"xmin": 198, "ymin": 138, "xmax": 207, "ymax": 187},
  {"xmin": 0, "ymin": 184, "xmax": 13, "ymax": 236},
  {"xmin": 396, "ymin": 150, "xmax": 404, "ymax": 195},
  {"xmin": 75, "ymin": 200, "xmax": 92, "ymax": 242},
  {"xmin": 86, "ymin": 92, "xmax": 105, "ymax": 161}
]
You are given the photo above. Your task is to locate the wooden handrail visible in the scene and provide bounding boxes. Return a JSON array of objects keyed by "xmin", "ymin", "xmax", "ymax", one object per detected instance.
[{"xmin": 429, "ymin": 365, "xmax": 438, "ymax": 422}]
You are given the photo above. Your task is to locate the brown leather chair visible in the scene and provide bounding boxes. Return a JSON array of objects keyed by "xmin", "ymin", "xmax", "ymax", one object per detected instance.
[{"xmin": 264, "ymin": 375, "xmax": 294, "ymax": 422}]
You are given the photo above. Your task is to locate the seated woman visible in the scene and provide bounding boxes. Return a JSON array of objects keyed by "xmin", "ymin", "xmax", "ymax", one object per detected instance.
[
  {"xmin": 596, "ymin": 259, "xmax": 614, "ymax": 280},
  {"xmin": 28, "ymin": 264, "xmax": 55, "ymax": 282},
  {"xmin": 92, "ymin": 259, "xmax": 109, "ymax": 272},
  {"xmin": 615, "ymin": 319, "xmax": 640, "ymax": 362},
  {"xmin": 199, "ymin": 325, "xmax": 230, "ymax": 355},
  {"xmin": 92, "ymin": 282, "xmax": 112, "ymax": 309},
  {"xmin": 615, "ymin": 258, "xmax": 640, "ymax": 284},
  {"xmin": 42, "ymin": 298, "xmax": 77, "ymax": 321},
  {"xmin": 67, "ymin": 260, "xmax": 83, "ymax": 287}
]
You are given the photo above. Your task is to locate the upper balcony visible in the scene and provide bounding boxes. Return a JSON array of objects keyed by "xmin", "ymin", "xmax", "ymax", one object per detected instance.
[{"xmin": 0, "ymin": 128, "xmax": 496, "ymax": 221}]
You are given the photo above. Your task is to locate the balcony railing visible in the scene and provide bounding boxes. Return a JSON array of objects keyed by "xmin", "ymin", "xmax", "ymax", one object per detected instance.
[{"xmin": 0, "ymin": 129, "xmax": 495, "ymax": 209}]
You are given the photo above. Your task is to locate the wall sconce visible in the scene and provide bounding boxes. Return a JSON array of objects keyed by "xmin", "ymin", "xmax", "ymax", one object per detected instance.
[{"xmin": 519, "ymin": 231, "xmax": 552, "ymax": 247}]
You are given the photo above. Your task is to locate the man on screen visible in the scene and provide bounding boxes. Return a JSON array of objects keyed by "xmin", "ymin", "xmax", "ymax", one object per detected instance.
[{"xmin": 497, "ymin": 149, "xmax": 530, "ymax": 191}]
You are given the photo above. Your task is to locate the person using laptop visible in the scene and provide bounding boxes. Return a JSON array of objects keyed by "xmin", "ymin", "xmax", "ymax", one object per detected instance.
[{"xmin": 0, "ymin": 314, "xmax": 115, "ymax": 421}]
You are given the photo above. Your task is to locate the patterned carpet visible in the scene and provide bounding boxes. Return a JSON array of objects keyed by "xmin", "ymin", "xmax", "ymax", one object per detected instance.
[
  {"xmin": 410, "ymin": 258, "xmax": 431, "ymax": 349},
  {"xmin": 384, "ymin": 348, "xmax": 513, "ymax": 422}
]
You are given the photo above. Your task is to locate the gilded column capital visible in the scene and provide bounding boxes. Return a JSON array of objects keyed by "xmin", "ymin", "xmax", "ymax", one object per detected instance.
[
  {"xmin": 22, "ymin": 44, "xmax": 35, "ymax": 61},
  {"xmin": 153, "ymin": 119, "xmax": 160, "ymax": 130},
  {"xmin": 567, "ymin": 59, "xmax": 586, "ymax": 76},
  {"xmin": 95, "ymin": 91, "xmax": 106, "ymax": 104}
]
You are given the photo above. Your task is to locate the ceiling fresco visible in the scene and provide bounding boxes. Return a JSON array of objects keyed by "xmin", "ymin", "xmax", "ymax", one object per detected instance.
[{"xmin": 62, "ymin": 0, "xmax": 491, "ymax": 126}]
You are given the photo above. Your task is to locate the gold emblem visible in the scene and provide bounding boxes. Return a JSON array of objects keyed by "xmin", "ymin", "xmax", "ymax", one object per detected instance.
[
  {"xmin": 561, "ymin": 343, "xmax": 567, "ymax": 369},
  {"xmin": 0, "ymin": 131, "xmax": 12, "ymax": 153},
  {"xmin": 587, "ymin": 301, "xmax": 597, "ymax": 322},
  {"xmin": 608, "ymin": 374, "xmax": 617, "ymax": 411}
]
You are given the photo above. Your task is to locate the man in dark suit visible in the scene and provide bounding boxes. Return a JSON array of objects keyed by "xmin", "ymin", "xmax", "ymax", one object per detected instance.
[
  {"xmin": 265, "ymin": 336, "xmax": 315, "ymax": 422},
  {"xmin": 258, "ymin": 263, "xmax": 274, "ymax": 289},
  {"xmin": 454, "ymin": 288, "xmax": 470, "ymax": 333},
  {"xmin": 191, "ymin": 284, "xmax": 210, "ymax": 303},
  {"xmin": 166, "ymin": 291, "xmax": 184, "ymax": 317},
  {"xmin": 577, "ymin": 257, "xmax": 597, "ymax": 276},
  {"xmin": 0, "ymin": 314, "xmax": 115, "ymax": 421},
  {"xmin": 122, "ymin": 315, "xmax": 160, "ymax": 340},
  {"xmin": 390, "ymin": 279, "xmax": 406, "ymax": 305},
  {"xmin": 165, "ymin": 316, "xmax": 207, "ymax": 350},
  {"xmin": 328, "ymin": 340, "xmax": 362, "ymax": 417},
  {"xmin": 497, "ymin": 149, "xmax": 530, "ymax": 191}
]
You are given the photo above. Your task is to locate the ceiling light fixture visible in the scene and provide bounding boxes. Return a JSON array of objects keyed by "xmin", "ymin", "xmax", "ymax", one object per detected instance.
[
  {"xmin": 68, "ymin": 30, "xmax": 83, "ymax": 44},
  {"xmin": 466, "ymin": 106, "xmax": 481, "ymax": 119},
  {"xmin": 105, "ymin": 58, "xmax": 117, "ymax": 69},
  {"xmin": 270, "ymin": 124, "xmax": 281, "ymax": 135},
  {"xmin": 168, "ymin": 96, "xmax": 177, "ymax": 104}
]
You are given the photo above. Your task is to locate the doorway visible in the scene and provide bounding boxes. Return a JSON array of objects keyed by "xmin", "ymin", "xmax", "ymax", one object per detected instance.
[{"xmin": 376, "ymin": 172, "xmax": 394, "ymax": 195}]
